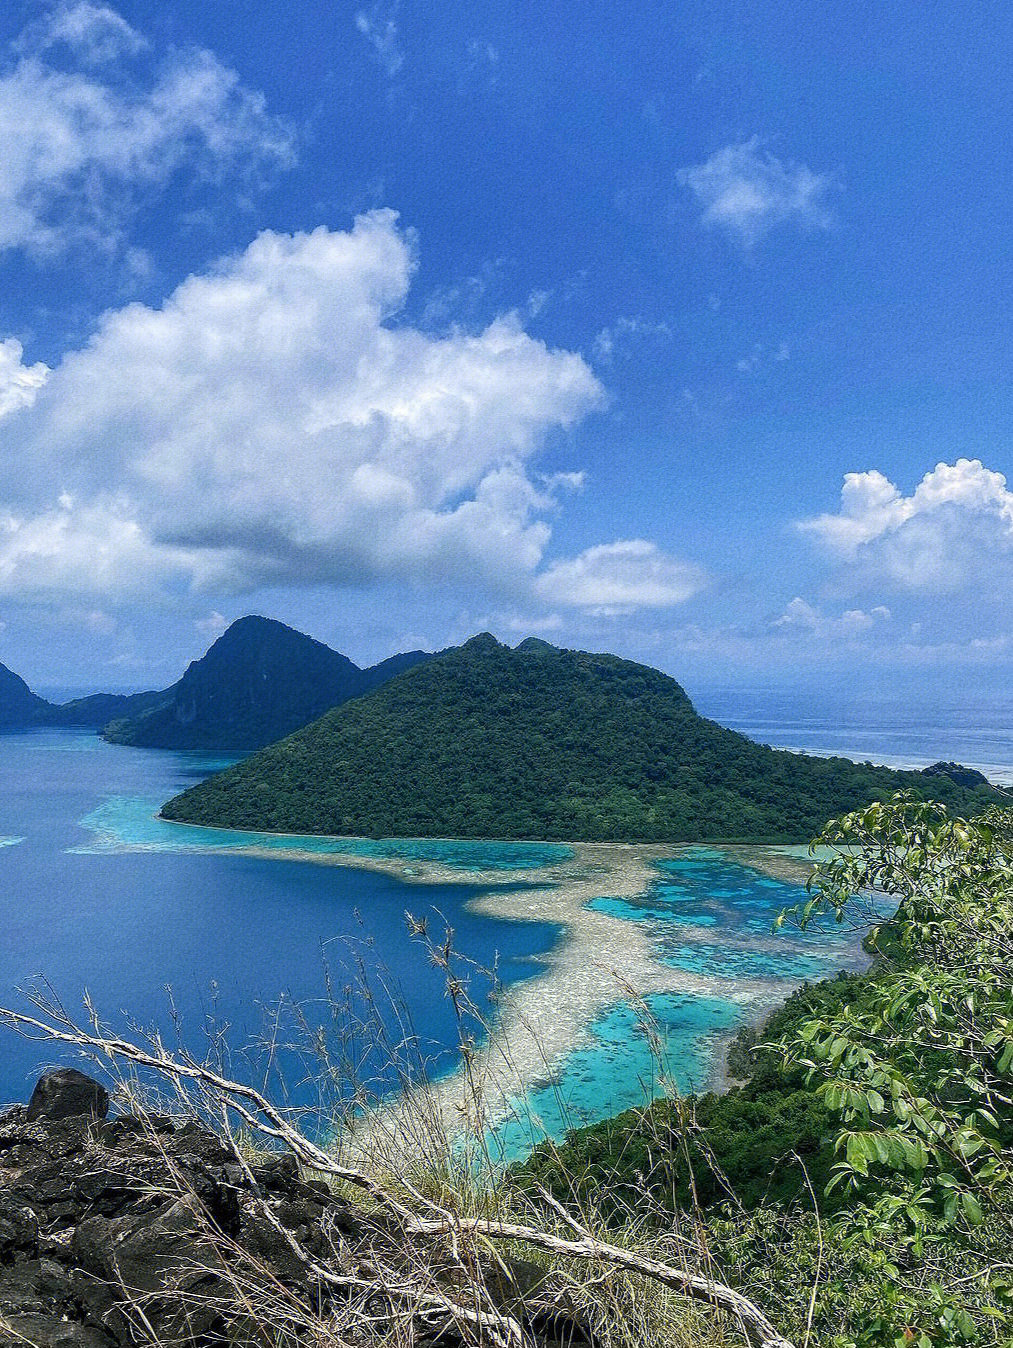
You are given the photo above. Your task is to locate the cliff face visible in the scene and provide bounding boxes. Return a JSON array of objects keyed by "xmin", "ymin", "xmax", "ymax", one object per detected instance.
[
  {"xmin": 103, "ymin": 616, "xmax": 431, "ymax": 750},
  {"xmin": 0, "ymin": 663, "xmax": 51, "ymax": 728}
]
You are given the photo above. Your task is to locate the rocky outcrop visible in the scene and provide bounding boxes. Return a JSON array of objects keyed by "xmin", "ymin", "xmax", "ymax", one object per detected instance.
[
  {"xmin": 0, "ymin": 1070, "xmax": 573, "ymax": 1348},
  {"xmin": 0, "ymin": 1070, "xmax": 369, "ymax": 1347},
  {"xmin": 921, "ymin": 760, "xmax": 991, "ymax": 789}
]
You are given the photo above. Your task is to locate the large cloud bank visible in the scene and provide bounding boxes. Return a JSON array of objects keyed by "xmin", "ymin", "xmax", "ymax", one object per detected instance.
[
  {"xmin": 0, "ymin": 210, "xmax": 700, "ymax": 613},
  {"xmin": 800, "ymin": 458, "xmax": 1013, "ymax": 592}
]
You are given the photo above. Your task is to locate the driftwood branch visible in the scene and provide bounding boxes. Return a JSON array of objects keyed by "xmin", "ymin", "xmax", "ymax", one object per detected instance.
[{"xmin": 0, "ymin": 1004, "xmax": 795, "ymax": 1348}]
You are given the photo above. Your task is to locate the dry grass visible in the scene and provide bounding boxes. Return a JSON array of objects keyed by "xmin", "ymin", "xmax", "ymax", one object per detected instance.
[{"xmin": 0, "ymin": 927, "xmax": 801, "ymax": 1348}]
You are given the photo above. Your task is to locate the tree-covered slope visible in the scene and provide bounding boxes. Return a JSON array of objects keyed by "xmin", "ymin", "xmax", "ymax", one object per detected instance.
[
  {"xmin": 41, "ymin": 688, "xmax": 169, "ymax": 728},
  {"xmin": 162, "ymin": 633, "xmax": 999, "ymax": 842},
  {"xmin": 0, "ymin": 663, "xmax": 52, "ymax": 727},
  {"xmin": 0, "ymin": 662, "xmax": 161, "ymax": 730},
  {"xmin": 104, "ymin": 616, "xmax": 431, "ymax": 751}
]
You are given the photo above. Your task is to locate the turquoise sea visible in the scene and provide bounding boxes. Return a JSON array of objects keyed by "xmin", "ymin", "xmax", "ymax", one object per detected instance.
[{"xmin": 0, "ymin": 719, "xmax": 963, "ymax": 1156}]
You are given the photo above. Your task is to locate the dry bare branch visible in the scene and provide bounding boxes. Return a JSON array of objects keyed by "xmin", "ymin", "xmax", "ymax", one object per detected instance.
[{"xmin": 0, "ymin": 1001, "xmax": 795, "ymax": 1348}]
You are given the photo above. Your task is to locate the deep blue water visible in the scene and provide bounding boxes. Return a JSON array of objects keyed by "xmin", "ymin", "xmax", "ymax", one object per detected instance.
[
  {"xmin": 690, "ymin": 685, "xmax": 1013, "ymax": 784},
  {"xmin": 0, "ymin": 729, "xmax": 563, "ymax": 1111}
]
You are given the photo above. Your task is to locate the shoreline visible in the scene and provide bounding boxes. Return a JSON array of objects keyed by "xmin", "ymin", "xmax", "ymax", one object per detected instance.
[
  {"xmin": 285, "ymin": 839, "xmax": 833, "ymax": 1164},
  {"xmin": 99, "ymin": 812, "xmax": 843, "ymax": 1161}
]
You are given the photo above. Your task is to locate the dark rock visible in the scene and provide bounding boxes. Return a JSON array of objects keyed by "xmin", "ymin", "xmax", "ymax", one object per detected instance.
[
  {"xmin": 0, "ymin": 1315, "xmax": 115, "ymax": 1347},
  {"xmin": 0, "ymin": 1258, "xmax": 74, "ymax": 1314},
  {"xmin": 26, "ymin": 1071, "xmax": 109, "ymax": 1124},
  {"xmin": 0, "ymin": 1195, "xmax": 39, "ymax": 1257},
  {"xmin": 922, "ymin": 760, "xmax": 991, "ymax": 789},
  {"xmin": 0, "ymin": 1072, "xmax": 553, "ymax": 1348}
]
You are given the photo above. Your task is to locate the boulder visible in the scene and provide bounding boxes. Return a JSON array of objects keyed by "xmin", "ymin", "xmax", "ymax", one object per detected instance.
[
  {"xmin": 0, "ymin": 1070, "xmax": 567, "ymax": 1348},
  {"xmin": 26, "ymin": 1070, "xmax": 109, "ymax": 1124}
]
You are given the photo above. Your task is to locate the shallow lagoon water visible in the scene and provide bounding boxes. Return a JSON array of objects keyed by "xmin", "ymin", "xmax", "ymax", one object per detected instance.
[
  {"xmin": 2, "ymin": 728, "xmax": 868, "ymax": 1155},
  {"xmin": 77, "ymin": 794, "xmax": 572, "ymax": 871},
  {"xmin": 486, "ymin": 992, "xmax": 742, "ymax": 1160},
  {"xmin": 484, "ymin": 849, "xmax": 869, "ymax": 1159}
]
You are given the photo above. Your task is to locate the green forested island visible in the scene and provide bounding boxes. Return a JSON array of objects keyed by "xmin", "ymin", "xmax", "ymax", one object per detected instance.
[
  {"xmin": 162, "ymin": 633, "xmax": 999, "ymax": 842},
  {"xmin": 0, "ymin": 616, "xmax": 431, "ymax": 748},
  {"xmin": 104, "ymin": 615, "xmax": 431, "ymax": 750}
]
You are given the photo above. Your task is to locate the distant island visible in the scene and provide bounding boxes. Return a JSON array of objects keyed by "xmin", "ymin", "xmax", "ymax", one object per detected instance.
[
  {"xmin": 0, "ymin": 616, "xmax": 432, "ymax": 750},
  {"xmin": 162, "ymin": 633, "xmax": 1000, "ymax": 843},
  {"xmin": 102, "ymin": 616, "xmax": 431, "ymax": 750}
]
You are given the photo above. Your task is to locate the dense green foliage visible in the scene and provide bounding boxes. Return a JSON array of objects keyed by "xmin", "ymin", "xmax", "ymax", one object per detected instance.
[
  {"xmin": 513, "ymin": 795, "xmax": 1013, "ymax": 1345},
  {"xmin": 104, "ymin": 615, "xmax": 431, "ymax": 750},
  {"xmin": 515, "ymin": 973, "xmax": 868, "ymax": 1216},
  {"xmin": 163, "ymin": 633, "xmax": 998, "ymax": 842}
]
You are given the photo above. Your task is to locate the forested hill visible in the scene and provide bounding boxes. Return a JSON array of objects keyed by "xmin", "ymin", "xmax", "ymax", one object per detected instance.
[
  {"xmin": 162, "ymin": 633, "xmax": 1000, "ymax": 843},
  {"xmin": 104, "ymin": 616, "xmax": 432, "ymax": 751},
  {"xmin": 0, "ymin": 663, "xmax": 52, "ymax": 727},
  {"xmin": 0, "ymin": 661, "xmax": 164, "ymax": 730}
]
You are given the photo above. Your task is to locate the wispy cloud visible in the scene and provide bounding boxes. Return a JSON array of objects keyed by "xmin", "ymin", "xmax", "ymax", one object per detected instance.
[
  {"xmin": 20, "ymin": 2, "xmax": 148, "ymax": 64},
  {"xmin": 0, "ymin": 3, "xmax": 294, "ymax": 259},
  {"xmin": 592, "ymin": 315, "xmax": 672, "ymax": 363},
  {"xmin": 355, "ymin": 2, "xmax": 404, "ymax": 79},
  {"xmin": 736, "ymin": 341, "xmax": 790, "ymax": 373},
  {"xmin": 772, "ymin": 596, "xmax": 891, "ymax": 638},
  {"xmin": 679, "ymin": 138, "xmax": 836, "ymax": 246},
  {"xmin": 535, "ymin": 540, "xmax": 705, "ymax": 615}
]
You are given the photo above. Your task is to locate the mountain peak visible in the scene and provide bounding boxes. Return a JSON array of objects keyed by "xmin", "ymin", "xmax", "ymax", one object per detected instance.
[
  {"xmin": 205, "ymin": 615, "xmax": 341, "ymax": 655},
  {"xmin": 462, "ymin": 632, "xmax": 503, "ymax": 652},
  {"xmin": 103, "ymin": 620, "xmax": 432, "ymax": 750}
]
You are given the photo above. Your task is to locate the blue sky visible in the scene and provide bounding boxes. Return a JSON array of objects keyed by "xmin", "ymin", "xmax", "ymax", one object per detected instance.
[{"xmin": 0, "ymin": 0, "xmax": 1010, "ymax": 698}]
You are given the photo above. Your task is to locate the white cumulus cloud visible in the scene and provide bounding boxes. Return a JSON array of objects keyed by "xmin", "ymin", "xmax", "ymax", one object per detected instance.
[
  {"xmin": 772, "ymin": 597, "xmax": 892, "ymax": 638},
  {"xmin": 0, "ymin": 339, "xmax": 49, "ymax": 418},
  {"xmin": 679, "ymin": 138, "xmax": 835, "ymax": 246},
  {"xmin": 800, "ymin": 459, "xmax": 1013, "ymax": 591},
  {"xmin": 0, "ymin": 211, "xmax": 618, "ymax": 607},
  {"xmin": 534, "ymin": 540, "xmax": 705, "ymax": 614},
  {"xmin": 0, "ymin": 3, "xmax": 294, "ymax": 257}
]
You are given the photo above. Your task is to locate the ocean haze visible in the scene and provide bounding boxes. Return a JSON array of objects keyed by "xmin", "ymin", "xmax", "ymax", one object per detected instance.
[{"xmin": 689, "ymin": 684, "xmax": 1013, "ymax": 785}]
